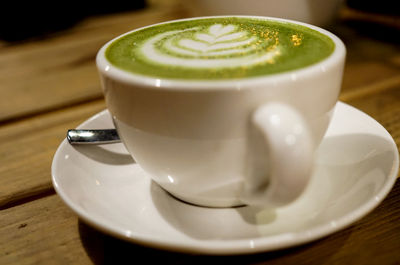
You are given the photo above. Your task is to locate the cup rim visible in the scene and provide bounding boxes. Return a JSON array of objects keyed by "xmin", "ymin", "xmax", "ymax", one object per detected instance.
[{"xmin": 96, "ymin": 15, "xmax": 346, "ymax": 90}]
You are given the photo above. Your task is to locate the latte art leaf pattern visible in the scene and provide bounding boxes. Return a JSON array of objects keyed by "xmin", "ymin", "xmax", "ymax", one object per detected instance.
[
  {"xmin": 179, "ymin": 24, "xmax": 253, "ymax": 54},
  {"xmin": 140, "ymin": 24, "xmax": 281, "ymax": 69}
]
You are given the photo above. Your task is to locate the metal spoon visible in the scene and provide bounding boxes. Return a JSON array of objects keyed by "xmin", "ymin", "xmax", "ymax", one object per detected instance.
[{"xmin": 67, "ymin": 129, "xmax": 120, "ymax": 145}]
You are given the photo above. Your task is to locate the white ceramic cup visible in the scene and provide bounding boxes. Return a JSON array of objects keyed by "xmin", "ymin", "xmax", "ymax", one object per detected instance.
[{"xmin": 96, "ymin": 16, "xmax": 346, "ymax": 208}]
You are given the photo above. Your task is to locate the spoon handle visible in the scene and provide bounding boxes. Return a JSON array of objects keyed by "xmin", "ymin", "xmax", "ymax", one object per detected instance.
[{"xmin": 67, "ymin": 129, "xmax": 121, "ymax": 145}]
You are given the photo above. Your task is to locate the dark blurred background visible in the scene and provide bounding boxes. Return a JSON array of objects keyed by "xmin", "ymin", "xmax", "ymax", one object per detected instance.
[
  {"xmin": 0, "ymin": 0, "xmax": 398, "ymax": 42},
  {"xmin": 346, "ymin": 0, "xmax": 399, "ymax": 16},
  {"xmin": 0, "ymin": 0, "xmax": 146, "ymax": 42}
]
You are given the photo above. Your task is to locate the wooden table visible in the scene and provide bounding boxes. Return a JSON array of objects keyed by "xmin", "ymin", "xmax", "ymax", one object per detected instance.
[{"xmin": 1, "ymin": 1, "xmax": 399, "ymax": 264}]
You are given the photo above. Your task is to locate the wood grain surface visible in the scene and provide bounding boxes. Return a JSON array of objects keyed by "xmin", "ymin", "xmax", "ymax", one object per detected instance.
[
  {"xmin": 0, "ymin": 4, "xmax": 188, "ymax": 122},
  {"xmin": 0, "ymin": 1, "xmax": 399, "ymax": 264},
  {"xmin": 1, "ymin": 182, "xmax": 399, "ymax": 265}
]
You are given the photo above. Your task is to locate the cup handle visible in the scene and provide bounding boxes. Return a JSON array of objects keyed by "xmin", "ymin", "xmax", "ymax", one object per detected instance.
[{"xmin": 242, "ymin": 103, "xmax": 314, "ymax": 207}]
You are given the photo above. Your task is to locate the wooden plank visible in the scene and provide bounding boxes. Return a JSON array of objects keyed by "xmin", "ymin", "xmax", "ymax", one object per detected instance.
[
  {"xmin": 0, "ymin": 100, "xmax": 106, "ymax": 209},
  {"xmin": 342, "ymin": 63, "xmax": 400, "ymax": 93},
  {"xmin": 341, "ymin": 80, "xmax": 400, "ymax": 148},
  {"xmin": 0, "ymin": 195, "xmax": 92, "ymax": 265},
  {"xmin": 331, "ymin": 13, "xmax": 400, "ymax": 94},
  {"xmin": 0, "ymin": 6, "xmax": 188, "ymax": 122},
  {"xmin": 1, "ymin": 181, "xmax": 399, "ymax": 265},
  {"xmin": 334, "ymin": 14, "xmax": 400, "ymax": 149}
]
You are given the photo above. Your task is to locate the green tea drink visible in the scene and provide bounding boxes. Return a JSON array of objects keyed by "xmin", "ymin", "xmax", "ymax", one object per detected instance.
[{"xmin": 105, "ymin": 17, "xmax": 335, "ymax": 80}]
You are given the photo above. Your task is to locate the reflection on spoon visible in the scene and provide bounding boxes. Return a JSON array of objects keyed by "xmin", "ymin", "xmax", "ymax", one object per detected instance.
[{"xmin": 67, "ymin": 129, "xmax": 120, "ymax": 145}]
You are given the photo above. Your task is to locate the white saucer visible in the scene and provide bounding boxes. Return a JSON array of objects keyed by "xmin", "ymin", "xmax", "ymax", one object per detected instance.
[{"xmin": 51, "ymin": 102, "xmax": 399, "ymax": 255}]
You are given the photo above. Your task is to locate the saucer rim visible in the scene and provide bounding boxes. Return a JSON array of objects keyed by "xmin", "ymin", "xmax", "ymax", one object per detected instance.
[{"xmin": 51, "ymin": 101, "xmax": 399, "ymax": 255}]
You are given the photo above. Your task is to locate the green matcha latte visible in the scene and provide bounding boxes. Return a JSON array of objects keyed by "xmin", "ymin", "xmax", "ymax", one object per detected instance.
[{"xmin": 105, "ymin": 17, "xmax": 335, "ymax": 80}]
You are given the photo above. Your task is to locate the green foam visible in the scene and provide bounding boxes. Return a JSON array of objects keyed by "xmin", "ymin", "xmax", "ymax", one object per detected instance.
[{"xmin": 105, "ymin": 17, "xmax": 335, "ymax": 80}]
